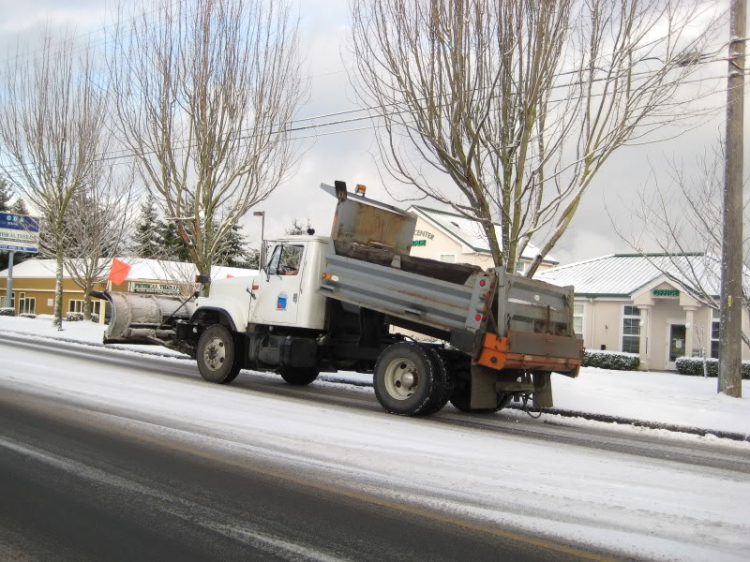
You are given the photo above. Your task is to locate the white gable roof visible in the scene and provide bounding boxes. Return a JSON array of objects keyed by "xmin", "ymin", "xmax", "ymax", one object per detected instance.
[
  {"xmin": 0, "ymin": 258, "xmax": 257, "ymax": 282},
  {"xmin": 536, "ymin": 253, "xmax": 726, "ymax": 297},
  {"xmin": 408, "ymin": 205, "xmax": 558, "ymax": 264}
]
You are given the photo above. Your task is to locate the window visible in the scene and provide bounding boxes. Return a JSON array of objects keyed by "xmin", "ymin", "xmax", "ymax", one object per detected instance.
[
  {"xmin": 69, "ymin": 299, "xmax": 84, "ymax": 313},
  {"xmin": 573, "ymin": 302, "xmax": 585, "ymax": 339},
  {"xmin": 438, "ymin": 254, "xmax": 456, "ymax": 263},
  {"xmin": 622, "ymin": 305, "xmax": 640, "ymax": 354},
  {"xmin": 516, "ymin": 261, "xmax": 526, "ymax": 274},
  {"xmin": 711, "ymin": 308, "xmax": 720, "ymax": 359},
  {"xmin": 1, "ymin": 293, "xmax": 15, "ymax": 308},
  {"xmin": 18, "ymin": 293, "xmax": 35, "ymax": 314},
  {"xmin": 268, "ymin": 244, "xmax": 304, "ymax": 276}
]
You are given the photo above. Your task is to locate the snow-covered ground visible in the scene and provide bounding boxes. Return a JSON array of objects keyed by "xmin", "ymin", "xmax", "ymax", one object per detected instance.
[
  {"xmin": 1, "ymin": 329, "xmax": 749, "ymax": 562},
  {"xmin": 1, "ymin": 315, "xmax": 747, "ymax": 436}
]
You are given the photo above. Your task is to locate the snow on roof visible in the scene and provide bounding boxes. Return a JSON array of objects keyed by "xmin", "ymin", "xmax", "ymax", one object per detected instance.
[
  {"xmin": 535, "ymin": 253, "xmax": 726, "ymax": 297},
  {"xmin": 408, "ymin": 205, "xmax": 558, "ymax": 264},
  {"xmin": 0, "ymin": 258, "xmax": 257, "ymax": 282}
]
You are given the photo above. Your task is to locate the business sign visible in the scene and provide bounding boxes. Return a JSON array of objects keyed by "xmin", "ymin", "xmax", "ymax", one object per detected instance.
[
  {"xmin": 130, "ymin": 282, "xmax": 182, "ymax": 295},
  {"xmin": 653, "ymin": 289, "xmax": 679, "ymax": 297},
  {"xmin": 0, "ymin": 213, "xmax": 40, "ymax": 253},
  {"xmin": 412, "ymin": 239, "xmax": 427, "ymax": 246}
]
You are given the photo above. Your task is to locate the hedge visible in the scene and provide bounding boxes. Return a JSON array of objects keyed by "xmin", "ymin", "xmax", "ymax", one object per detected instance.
[
  {"xmin": 19, "ymin": 313, "xmax": 36, "ymax": 319},
  {"xmin": 582, "ymin": 350, "xmax": 640, "ymax": 371},
  {"xmin": 0, "ymin": 307, "xmax": 14, "ymax": 316},
  {"xmin": 66, "ymin": 312, "xmax": 84, "ymax": 322},
  {"xmin": 676, "ymin": 356, "xmax": 750, "ymax": 379}
]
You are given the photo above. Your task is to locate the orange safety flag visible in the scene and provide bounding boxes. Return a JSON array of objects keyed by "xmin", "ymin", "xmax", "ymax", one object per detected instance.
[{"xmin": 108, "ymin": 258, "xmax": 131, "ymax": 286}]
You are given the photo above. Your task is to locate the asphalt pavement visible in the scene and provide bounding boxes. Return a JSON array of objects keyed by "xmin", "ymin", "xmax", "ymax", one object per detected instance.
[{"xmin": 1, "ymin": 335, "xmax": 748, "ymax": 561}]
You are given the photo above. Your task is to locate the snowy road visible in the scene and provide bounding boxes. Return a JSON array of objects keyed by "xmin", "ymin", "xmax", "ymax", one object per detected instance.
[{"xmin": 1, "ymin": 336, "xmax": 749, "ymax": 561}]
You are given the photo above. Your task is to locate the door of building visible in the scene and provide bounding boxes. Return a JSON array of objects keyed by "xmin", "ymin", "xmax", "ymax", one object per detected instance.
[{"xmin": 667, "ymin": 324, "xmax": 687, "ymax": 369}]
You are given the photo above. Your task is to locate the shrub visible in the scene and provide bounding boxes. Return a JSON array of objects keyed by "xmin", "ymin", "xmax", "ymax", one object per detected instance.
[
  {"xmin": 91, "ymin": 313, "xmax": 99, "ymax": 323},
  {"xmin": 19, "ymin": 313, "xmax": 36, "ymax": 319},
  {"xmin": 582, "ymin": 350, "xmax": 640, "ymax": 371},
  {"xmin": 0, "ymin": 307, "xmax": 14, "ymax": 316},
  {"xmin": 66, "ymin": 312, "xmax": 84, "ymax": 322},
  {"xmin": 676, "ymin": 356, "xmax": 750, "ymax": 379}
]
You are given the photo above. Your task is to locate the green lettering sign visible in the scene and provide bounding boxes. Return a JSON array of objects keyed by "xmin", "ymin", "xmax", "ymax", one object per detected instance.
[
  {"xmin": 652, "ymin": 289, "xmax": 679, "ymax": 297},
  {"xmin": 412, "ymin": 240, "xmax": 426, "ymax": 246}
]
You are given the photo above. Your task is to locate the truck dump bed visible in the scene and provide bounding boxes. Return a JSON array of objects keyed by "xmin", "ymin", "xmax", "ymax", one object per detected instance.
[{"xmin": 318, "ymin": 183, "xmax": 582, "ymax": 376}]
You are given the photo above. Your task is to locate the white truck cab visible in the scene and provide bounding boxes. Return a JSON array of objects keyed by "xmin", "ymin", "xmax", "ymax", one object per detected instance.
[{"xmin": 196, "ymin": 235, "xmax": 330, "ymax": 332}]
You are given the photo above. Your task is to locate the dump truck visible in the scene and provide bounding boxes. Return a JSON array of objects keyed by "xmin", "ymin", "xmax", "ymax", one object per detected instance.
[{"xmin": 94, "ymin": 182, "xmax": 583, "ymax": 416}]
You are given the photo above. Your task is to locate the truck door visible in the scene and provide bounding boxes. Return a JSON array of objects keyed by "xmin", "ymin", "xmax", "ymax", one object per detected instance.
[{"xmin": 251, "ymin": 242, "xmax": 305, "ymax": 326}]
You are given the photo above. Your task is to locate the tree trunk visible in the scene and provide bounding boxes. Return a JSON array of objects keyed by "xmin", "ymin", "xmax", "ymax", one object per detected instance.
[
  {"xmin": 83, "ymin": 287, "xmax": 92, "ymax": 321},
  {"xmin": 54, "ymin": 243, "xmax": 64, "ymax": 330}
]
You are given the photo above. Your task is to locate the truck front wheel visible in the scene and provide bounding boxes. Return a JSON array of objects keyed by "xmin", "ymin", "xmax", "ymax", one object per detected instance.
[
  {"xmin": 196, "ymin": 325, "xmax": 242, "ymax": 384},
  {"xmin": 373, "ymin": 343, "xmax": 449, "ymax": 416}
]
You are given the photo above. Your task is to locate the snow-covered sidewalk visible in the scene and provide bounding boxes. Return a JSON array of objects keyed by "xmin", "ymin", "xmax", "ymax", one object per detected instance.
[{"xmin": 1, "ymin": 315, "xmax": 748, "ymax": 436}]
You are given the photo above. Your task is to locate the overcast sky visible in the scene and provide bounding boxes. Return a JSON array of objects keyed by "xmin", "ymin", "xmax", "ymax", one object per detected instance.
[{"xmin": 0, "ymin": 0, "xmax": 746, "ymax": 265}]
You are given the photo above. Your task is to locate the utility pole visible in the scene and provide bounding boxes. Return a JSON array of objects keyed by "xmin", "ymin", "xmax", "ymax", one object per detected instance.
[{"xmin": 719, "ymin": 0, "xmax": 745, "ymax": 398}]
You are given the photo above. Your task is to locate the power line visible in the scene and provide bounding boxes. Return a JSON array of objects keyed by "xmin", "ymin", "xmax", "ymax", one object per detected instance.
[{"xmin": 0, "ymin": 48, "xmax": 732, "ymax": 177}]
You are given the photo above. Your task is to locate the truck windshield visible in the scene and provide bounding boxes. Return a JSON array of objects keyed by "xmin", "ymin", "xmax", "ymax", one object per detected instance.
[{"xmin": 268, "ymin": 244, "xmax": 304, "ymax": 276}]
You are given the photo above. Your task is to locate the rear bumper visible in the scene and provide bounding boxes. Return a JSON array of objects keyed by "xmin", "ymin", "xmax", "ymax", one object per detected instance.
[{"xmin": 476, "ymin": 331, "xmax": 583, "ymax": 376}]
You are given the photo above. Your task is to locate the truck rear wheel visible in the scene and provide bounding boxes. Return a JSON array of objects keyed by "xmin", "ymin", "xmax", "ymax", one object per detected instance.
[
  {"xmin": 280, "ymin": 366, "xmax": 319, "ymax": 386},
  {"xmin": 373, "ymin": 343, "xmax": 449, "ymax": 416},
  {"xmin": 196, "ymin": 325, "xmax": 242, "ymax": 384}
]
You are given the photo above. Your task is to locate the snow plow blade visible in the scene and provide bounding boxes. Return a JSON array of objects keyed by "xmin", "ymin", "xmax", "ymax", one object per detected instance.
[{"xmin": 91, "ymin": 290, "xmax": 196, "ymax": 345}]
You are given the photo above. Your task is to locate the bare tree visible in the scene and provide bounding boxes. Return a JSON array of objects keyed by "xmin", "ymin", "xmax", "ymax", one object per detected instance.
[
  {"xmin": 350, "ymin": 0, "xmax": 723, "ymax": 275},
  {"xmin": 110, "ymin": 0, "xmax": 303, "ymax": 293},
  {"xmin": 614, "ymin": 144, "xmax": 750, "ymax": 348},
  {"xmin": 60, "ymin": 166, "xmax": 137, "ymax": 320},
  {"xmin": 0, "ymin": 32, "xmax": 108, "ymax": 328}
]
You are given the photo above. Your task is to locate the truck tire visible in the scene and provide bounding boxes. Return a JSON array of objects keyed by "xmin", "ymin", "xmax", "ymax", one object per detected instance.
[
  {"xmin": 196, "ymin": 325, "xmax": 242, "ymax": 384},
  {"xmin": 373, "ymin": 343, "xmax": 449, "ymax": 416},
  {"xmin": 279, "ymin": 366, "xmax": 319, "ymax": 386}
]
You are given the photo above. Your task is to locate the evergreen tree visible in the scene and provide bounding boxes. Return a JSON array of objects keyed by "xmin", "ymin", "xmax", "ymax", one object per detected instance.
[
  {"xmin": 215, "ymin": 224, "xmax": 251, "ymax": 267},
  {"xmin": 10, "ymin": 198, "xmax": 29, "ymax": 216},
  {"xmin": 159, "ymin": 221, "xmax": 192, "ymax": 262},
  {"xmin": 133, "ymin": 193, "xmax": 163, "ymax": 258},
  {"xmin": 0, "ymin": 178, "xmax": 11, "ymax": 212}
]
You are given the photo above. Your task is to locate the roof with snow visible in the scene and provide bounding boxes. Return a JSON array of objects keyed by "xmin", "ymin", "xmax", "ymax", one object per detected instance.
[
  {"xmin": 0, "ymin": 258, "xmax": 257, "ymax": 282},
  {"xmin": 535, "ymin": 253, "xmax": 730, "ymax": 298},
  {"xmin": 408, "ymin": 205, "xmax": 558, "ymax": 264}
]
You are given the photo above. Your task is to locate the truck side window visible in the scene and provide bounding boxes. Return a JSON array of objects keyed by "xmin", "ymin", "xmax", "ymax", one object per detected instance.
[{"xmin": 268, "ymin": 244, "xmax": 304, "ymax": 276}]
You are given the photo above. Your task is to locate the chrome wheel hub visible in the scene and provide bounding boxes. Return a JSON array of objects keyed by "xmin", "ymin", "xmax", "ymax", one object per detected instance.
[
  {"xmin": 204, "ymin": 337, "xmax": 226, "ymax": 371},
  {"xmin": 383, "ymin": 358, "xmax": 418, "ymax": 400}
]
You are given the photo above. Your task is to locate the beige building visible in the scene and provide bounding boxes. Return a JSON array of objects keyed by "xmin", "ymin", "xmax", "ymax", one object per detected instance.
[
  {"xmin": 537, "ymin": 254, "xmax": 750, "ymax": 371},
  {"xmin": 406, "ymin": 205, "xmax": 559, "ymax": 272}
]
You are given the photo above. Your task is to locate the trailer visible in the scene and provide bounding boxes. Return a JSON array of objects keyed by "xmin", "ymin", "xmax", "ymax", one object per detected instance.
[{"xmin": 95, "ymin": 182, "xmax": 583, "ymax": 416}]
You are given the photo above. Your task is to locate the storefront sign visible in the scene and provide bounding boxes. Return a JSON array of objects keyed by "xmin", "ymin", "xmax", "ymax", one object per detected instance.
[
  {"xmin": 412, "ymin": 240, "xmax": 427, "ymax": 246},
  {"xmin": 653, "ymin": 289, "xmax": 679, "ymax": 297},
  {"xmin": 0, "ymin": 213, "xmax": 40, "ymax": 253},
  {"xmin": 414, "ymin": 230, "xmax": 434, "ymax": 240},
  {"xmin": 130, "ymin": 282, "xmax": 182, "ymax": 295}
]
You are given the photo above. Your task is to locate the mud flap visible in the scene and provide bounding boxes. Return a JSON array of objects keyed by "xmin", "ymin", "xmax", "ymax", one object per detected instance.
[
  {"xmin": 532, "ymin": 372, "xmax": 553, "ymax": 408},
  {"xmin": 469, "ymin": 364, "xmax": 500, "ymax": 410}
]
